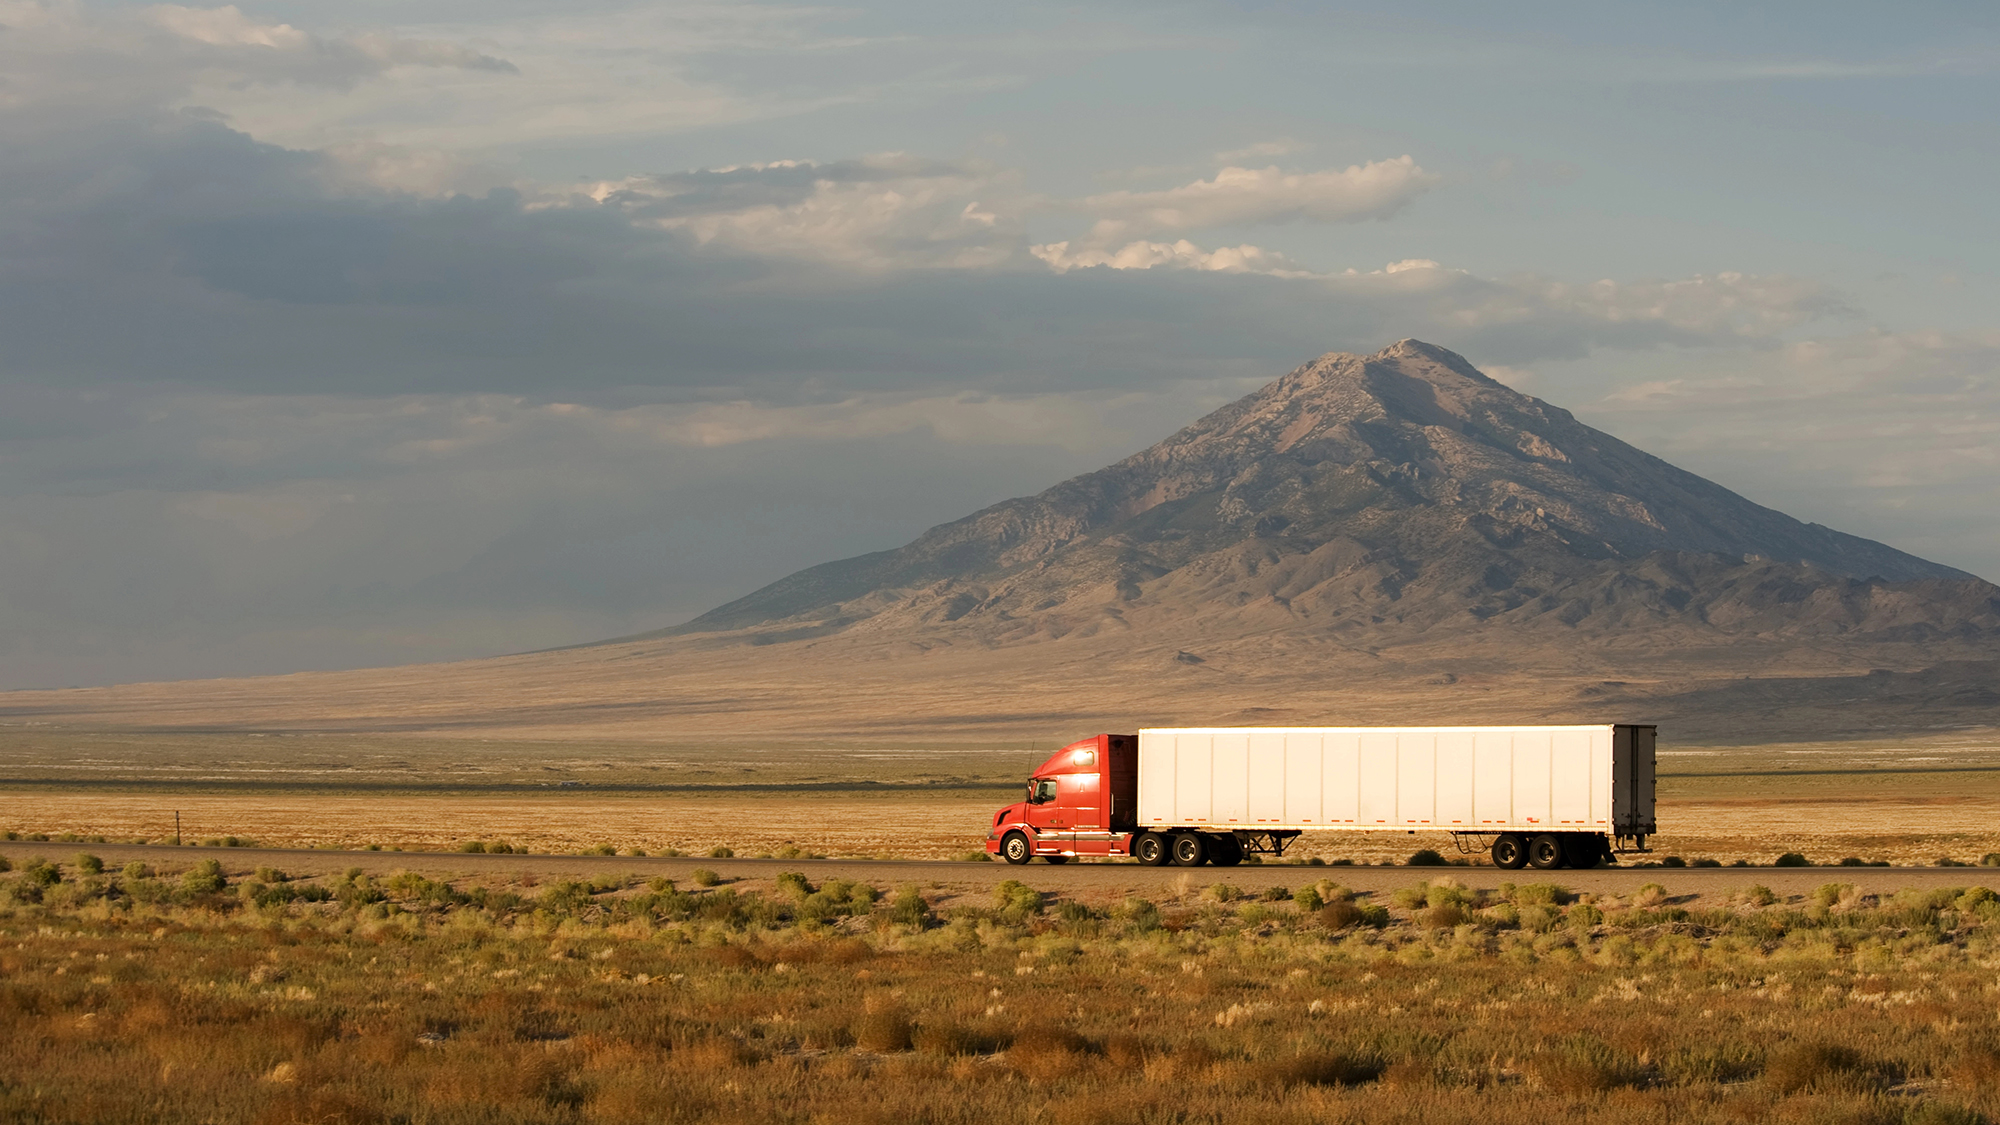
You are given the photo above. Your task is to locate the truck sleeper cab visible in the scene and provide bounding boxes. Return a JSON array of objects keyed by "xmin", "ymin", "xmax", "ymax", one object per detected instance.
[{"xmin": 985, "ymin": 725, "xmax": 1657, "ymax": 869}]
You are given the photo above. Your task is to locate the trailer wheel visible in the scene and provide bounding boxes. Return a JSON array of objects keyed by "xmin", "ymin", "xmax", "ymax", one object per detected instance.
[
  {"xmin": 1491, "ymin": 834, "xmax": 1528, "ymax": 870},
  {"xmin": 1527, "ymin": 834, "xmax": 1566, "ymax": 870},
  {"xmin": 1134, "ymin": 832, "xmax": 1170, "ymax": 867},
  {"xmin": 1000, "ymin": 832, "xmax": 1032, "ymax": 865},
  {"xmin": 1208, "ymin": 834, "xmax": 1244, "ymax": 867},
  {"xmin": 1170, "ymin": 832, "xmax": 1208, "ymax": 867}
]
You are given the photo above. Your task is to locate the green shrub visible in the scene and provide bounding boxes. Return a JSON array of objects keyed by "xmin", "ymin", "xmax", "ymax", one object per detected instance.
[
  {"xmin": 1406, "ymin": 849, "xmax": 1448, "ymax": 867},
  {"xmin": 122, "ymin": 861, "xmax": 150, "ymax": 880},
  {"xmin": 1745, "ymin": 885, "xmax": 1778, "ymax": 906},
  {"xmin": 1293, "ymin": 886, "xmax": 1324, "ymax": 912},
  {"xmin": 889, "ymin": 885, "xmax": 932, "ymax": 927},
  {"xmin": 1420, "ymin": 903, "xmax": 1467, "ymax": 928},
  {"xmin": 776, "ymin": 871, "xmax": 815, "ymax": 898},
  {"xmin": 72, "ymin": 853, "xmax": 103, "ymax": 875},
  {"xmin": 691, "ymin": 868, "xmax": 721, "ymax": 887},
  {"xmin": 1518, "ymin": 905, "xmax": 1559, "ymax": 933},
  {"xmin": 1661, "ymin": 855, "xmax": 1686, "ymax": 868},
  {"xmin": 993, "ymin": 880, "xmax": 1043, "ymax": 919},
  {"xmin": 1774, "ymin": 852, "xmax": 1811, "ymax": 867},
  {"xmin": 1259, "ymin": 884, "xmax": 1289, "ymax": 902},
  {"xmin": 1117, "ymin": 897, "xmax": 1162, "ymax": 932},
  {"xmin": 707, "ymin": 846, "xmax": 734, "ymax": 859},
  {"xmin": 1509, "ymin": 883, "xmax": 1572, "ymax": 906},
  {"xmin": 1202, "ymin": 883, "xmax": 1240, "ymax": 903},
  {"xmin": 1320, "ymin": 896, "xmax": 1368, "ymax": 924},
  {"xmin": 23, "ymin": 858, "xmax": 60, "ymax": 886},
  {"xmin": 181, "ymin": 859, "xmax": 226, "ymax": 895}
]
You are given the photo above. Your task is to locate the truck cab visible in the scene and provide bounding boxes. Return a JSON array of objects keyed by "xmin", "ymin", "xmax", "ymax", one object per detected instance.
[{"xmin": 985, "ymin": 734, "xmax": 1136, "ymax": 863}]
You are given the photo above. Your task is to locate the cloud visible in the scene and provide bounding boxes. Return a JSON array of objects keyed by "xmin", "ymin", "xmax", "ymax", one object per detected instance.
[
  {"xmin": 143, "ymin": 2, "xmax": 515, "ymax": 78},
  {"xmin": 1076, "ymin": 156, "xmax": 1440, "ymax": 243},
  {"xmin": 1030, "ymin": 239, "xmax": 1307, "ymax": 275},
  {"xmin": 587, "ymin": 155, "xmax": 1027, "ymax": 269}
]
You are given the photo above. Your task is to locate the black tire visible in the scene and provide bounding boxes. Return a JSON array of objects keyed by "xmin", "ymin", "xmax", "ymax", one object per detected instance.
[
  {"xmin": 1561, "ymin": 834, "xmax": 1602, "ymax": 870},
  {"xmin": 1170, "ymin": 832, "xmax": 1208, "ymax": 867},
  {"xmin": 1134, "ymin": 832, "xmax": 1169, "ymax": 866},
  {"xmin": 1001, "ymin": 832, "xmax": 1032, "ymax": 865},
  {"xmin": 1491, "ymin": 834, "xmax": 1527, "ymax": 870},
  {"xmin": 1209, "ymin": 834, "xmax": 1245, "ymax": 867},
  {"xmin": 1044, "ymin": 855, "xmax": 1070, "ymax": 865},
  {"xmin": 1527, "ymin": 834, "xmax": 1566, "ymax": 870}
]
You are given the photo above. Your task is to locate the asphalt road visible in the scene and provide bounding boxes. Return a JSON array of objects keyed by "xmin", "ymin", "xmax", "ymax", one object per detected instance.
[{"xmin": 5, "ymin": 841, "xmax": 1994, "ymax": 904}]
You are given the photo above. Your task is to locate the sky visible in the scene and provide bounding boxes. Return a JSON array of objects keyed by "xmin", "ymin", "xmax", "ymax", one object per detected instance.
[{"xmin": 2, "ymin": 0, "xmax": 1997, "ymax": 688}]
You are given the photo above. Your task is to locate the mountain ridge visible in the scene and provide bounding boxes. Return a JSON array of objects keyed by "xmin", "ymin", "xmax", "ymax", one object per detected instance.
[{"xmin": 645, "ymin": 340, "xmax": 1978, "ymax": 650}]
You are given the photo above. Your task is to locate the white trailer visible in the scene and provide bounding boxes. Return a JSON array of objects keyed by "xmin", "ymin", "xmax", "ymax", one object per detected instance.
[{"xmin": 1132, "ymin": 724, "xmax": 1656, "ymax": 870}]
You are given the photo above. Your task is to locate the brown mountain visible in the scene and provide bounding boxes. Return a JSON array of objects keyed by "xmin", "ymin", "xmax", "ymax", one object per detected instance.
[
  {"xmin": 654, "ymin": 339, "xmax": 1990, "ymax": 654},
  {"xmin": 7, "ymin": 340, "xmax": 1996, "ymax": 742}
]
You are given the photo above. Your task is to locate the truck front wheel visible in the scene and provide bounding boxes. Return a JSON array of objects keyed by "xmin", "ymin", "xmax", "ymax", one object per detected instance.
[
  {"xmin": 1170, "ymin": 833, "xmax": 1208, "ymax": 867},
  {"xmin": 1491, "ymin": 834, "xmax": 1527, "ymax": 870},
  {"xmin": 1527, "ymin": 834, "xmax": 1566, "ymax": 870},
  {"xmin": 1134, "ymin": 832, "xmax": 1170, "ymax": 866},
  {"xmin": 1000, "ymin": 832, "xmax": 1032, "ymax": 865}
]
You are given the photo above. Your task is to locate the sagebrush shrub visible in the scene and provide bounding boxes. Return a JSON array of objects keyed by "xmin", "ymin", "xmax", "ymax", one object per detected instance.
[
  {"xmin": 1763, "ymin": 1042, "xmax": 1877, "ymax": 1094},
  {"xmin": 853, "ymin": 1003, "xmax": 911, "ymax": 1053}
]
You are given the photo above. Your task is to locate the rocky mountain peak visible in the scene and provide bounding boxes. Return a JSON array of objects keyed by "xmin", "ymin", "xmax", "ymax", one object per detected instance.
[{"xmin": 663, "ymin": 341, "xmax": 1979, "ymax": 642}]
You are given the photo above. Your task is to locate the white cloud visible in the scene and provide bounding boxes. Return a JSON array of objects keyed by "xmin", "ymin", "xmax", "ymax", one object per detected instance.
[
  {"xmin": 1077, "ymin": 156, "xmax": 1439, "ymax": 242},
  {"xmin": 585, "ymin": 156, "xmax": 1026, "ymax": 269},
  {"xmin": 1030, "ymin": 238, "xmax": 1307, "ymax": 275}
]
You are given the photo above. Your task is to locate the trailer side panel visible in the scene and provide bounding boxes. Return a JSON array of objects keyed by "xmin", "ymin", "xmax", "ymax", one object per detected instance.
[{"xmin": 1136, "ymin": 726, "xmax": 1625, "ymax": 834}]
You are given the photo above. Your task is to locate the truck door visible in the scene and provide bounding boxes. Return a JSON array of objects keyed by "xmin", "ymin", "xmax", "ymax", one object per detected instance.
[
  {"xmin": 1024, "ymin": 777, "xmax": 1067, "ymax": 853},
  {"xmin": 1060, "ymin": 771, "xmax": 1105, "ymax": 855}
]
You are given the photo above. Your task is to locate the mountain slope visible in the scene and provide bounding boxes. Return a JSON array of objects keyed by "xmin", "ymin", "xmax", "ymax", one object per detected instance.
[{"xmin": 658, "ymin": 340, "xmax": 1983, "ymax": 649}]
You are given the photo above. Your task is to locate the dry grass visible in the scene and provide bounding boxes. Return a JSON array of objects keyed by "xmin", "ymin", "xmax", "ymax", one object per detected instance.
[{"xmin": 6, "ymin": 861, "xmax": 2000, "ymax": 1124}]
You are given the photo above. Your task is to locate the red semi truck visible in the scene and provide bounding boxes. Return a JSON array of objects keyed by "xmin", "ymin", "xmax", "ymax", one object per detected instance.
[{"xmin": 985, "ymin": 725, "xmax": 1657, "ymax": 870}]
